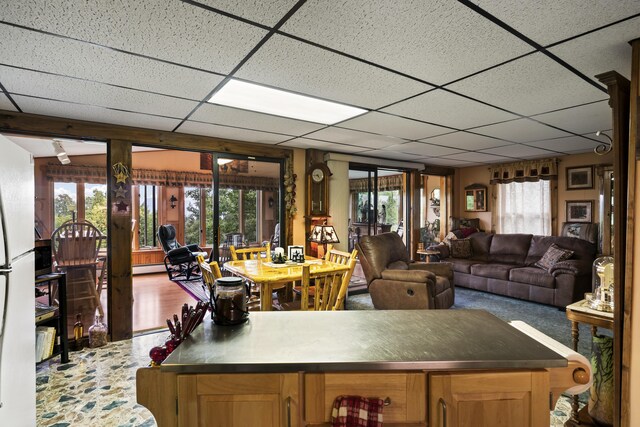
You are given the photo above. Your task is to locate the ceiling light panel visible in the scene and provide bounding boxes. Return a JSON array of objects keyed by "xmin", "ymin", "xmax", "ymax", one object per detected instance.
[
  {"xmin": 532, "ymin": 101, "xmax": 612, "ymax": 135},
  {"xmin": 470, "ymin": 0, "xmax": 640, "ymax": 46},
  {"xmin": 471, "ymin": 118, "xmax": 570, "ymax": 143},
  {"xmin": 0, "ymin": 66, "xmax": 198, "ymax": 118},
  {"xmin": 179, "ymin": 121, "xmax": 291, "ymax": 144},
  {"xmin": 191, "ymin": 103, "xmax": 325, "ymax": 136},
  {"xmin": 195, "ymin": 0, "xmax": 300, "ymax": 27},
  {"xmin": 448, "ymin": 53, "xmax": 608, "ymax": 116},
  {"xmin": 0, "ymin": 25, "xmax": 225, "ymax": 100},
  {"xmin": 383, "ymin": 142, "xmax": 464, "ymax": 157},
  {"xmin": 281, "ymin": 0, "xmax": 532, "ymax": 85},
  {"xmin": 12, "ymin": 95, "xmax": 181, "ymax": 131},
  {"xmin": 548, "ymin": 16, "xmax": 638, "ymax": 81},
  {"xmin": 382, "ymin": 89, "xmax": 517, "ymax": 129},
  {"xmin": 419, "ymin": 132, "xmax": 510, "ymax": 150},
  {"xmin": 0, "ymin": 93, "xmax": 17, "ymax": 112},
  {"xmin": 303, "ymin": 127, "xmax": 406, "ymax": 149},
  {"xmin": 208, "ymin": 79, "xmax": 366, "ymax": 125},
  {"xmin": 235, "ymin": 34, "xmax": 431, "ymax": 110},
  {"xmin": 338, "ymin": 112, "xmax": 451, "ymax": 140},
  {"xmin": 279, "ymin": 138, "xmax": 369, "ymax": 154},
  {"xmin": 1, "ymin": 0, "xmax": 266, "ymax": 74}
]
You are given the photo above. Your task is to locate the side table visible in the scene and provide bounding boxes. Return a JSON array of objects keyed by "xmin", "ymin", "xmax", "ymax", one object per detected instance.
[
  {"xmin": 416, "ymin": 249, "xmax": 439, "ymax": 262},
  {"xmin": 564, "ymin": 299, "xmax": 613, "ymax": 426}
]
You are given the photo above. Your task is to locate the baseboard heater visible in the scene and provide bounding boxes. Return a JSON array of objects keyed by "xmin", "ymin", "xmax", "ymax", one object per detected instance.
[{"xmin": 133, "ymin": 264, "xmax": 165, "ymax": 275}]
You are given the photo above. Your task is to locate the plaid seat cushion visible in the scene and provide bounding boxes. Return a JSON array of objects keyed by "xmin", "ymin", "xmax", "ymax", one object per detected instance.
[{"xmin": 331, "ymin": 395, "xmax": 384, "ymax": 427}]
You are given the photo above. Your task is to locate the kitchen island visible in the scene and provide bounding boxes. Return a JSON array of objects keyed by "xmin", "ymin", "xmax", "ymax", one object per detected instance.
[{"xmin": 137, "ymin": 310, "xmax": 588, "ymax": 427}]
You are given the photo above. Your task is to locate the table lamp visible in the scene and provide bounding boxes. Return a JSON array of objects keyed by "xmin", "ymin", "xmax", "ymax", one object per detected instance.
[{"xmin": 308, "ymin": 223, "xmax": 340, "ymax": 256}]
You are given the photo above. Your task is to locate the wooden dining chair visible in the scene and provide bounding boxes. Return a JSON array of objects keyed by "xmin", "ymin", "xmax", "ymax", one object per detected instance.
[
  {"xmin": 230, "ymin": 243, "xmax": 272, "ymax": 262},
  {"xmin": 323, "ymin": 248, "xmax": 358, "ymax": 310},
  {"xmin": 197, "ymin": 254, "xmax": 222, "ymax": 300},
  {"xmin": 51, "ymin": 220, "xmax": 105, "ymax": 319}
]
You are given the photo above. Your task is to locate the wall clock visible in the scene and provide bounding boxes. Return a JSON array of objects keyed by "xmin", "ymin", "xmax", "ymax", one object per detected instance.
[{"xmin": 307, "ymin": 162, "xmax": 331, "ymax": 217}]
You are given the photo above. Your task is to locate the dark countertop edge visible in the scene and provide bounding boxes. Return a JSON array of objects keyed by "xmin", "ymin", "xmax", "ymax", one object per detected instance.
[{"xmin": 159, "ymin": 358, "xmax": 567, "ymax": 374}]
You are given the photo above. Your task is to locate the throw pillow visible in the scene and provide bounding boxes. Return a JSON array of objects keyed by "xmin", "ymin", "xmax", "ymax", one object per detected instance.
[
  {"xmin": 535, "ymin": 244, "xmax": 574, "ymax": 271},
  {"xmin": 450, "ymin": 239, "xmax": 472, "ymax": 259},
  {"xmin": 459, "ymin": 227, "xmax": 479, "ymax": 238},
  {"xmin": 443, "ymin": 232, "xmax": 458, "ymax": 248}
]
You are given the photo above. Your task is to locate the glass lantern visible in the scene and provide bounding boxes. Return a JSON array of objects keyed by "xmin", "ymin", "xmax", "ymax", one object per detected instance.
[{"xmin": 588, "ymin": 256, "xmax": 614, "ymax": 312}]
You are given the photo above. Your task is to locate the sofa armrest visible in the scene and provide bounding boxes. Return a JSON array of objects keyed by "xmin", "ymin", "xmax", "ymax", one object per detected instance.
[
  {"xmin": 369, "ymin": 279, "xmax": 432, "ymax": 309},
  {"xmin": 408, "ymin": 262, "xmax": 453, "ymax": 282},
  {"xmin": 381, "ymin": 269, "xmax": 436, "ymax": 283},
  {"xmin": 549, "ymin": 260, "xmax": 591, "ymax": 277}
]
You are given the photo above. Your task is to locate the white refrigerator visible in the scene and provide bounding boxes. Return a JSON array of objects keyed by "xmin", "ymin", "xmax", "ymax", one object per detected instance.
[{"xmin": 0, "ymin": 134, "xmax": 35, "ymax": 426}]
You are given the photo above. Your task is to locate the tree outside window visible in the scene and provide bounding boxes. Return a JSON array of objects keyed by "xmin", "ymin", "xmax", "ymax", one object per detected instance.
[{"xmin": 53, "ymin": 182, "xmax": 77, "ymax": 229}]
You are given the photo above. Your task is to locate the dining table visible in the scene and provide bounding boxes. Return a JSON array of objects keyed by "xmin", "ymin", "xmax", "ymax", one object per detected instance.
[{"xmin": 223, "ymin": 258, "xmax": 350, "ymax": 311}]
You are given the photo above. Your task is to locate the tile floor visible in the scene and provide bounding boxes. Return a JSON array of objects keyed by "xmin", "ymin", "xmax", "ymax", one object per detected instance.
[{"xmin": 36, "ymin": 329, "xmax": 581, "ymax": 426}]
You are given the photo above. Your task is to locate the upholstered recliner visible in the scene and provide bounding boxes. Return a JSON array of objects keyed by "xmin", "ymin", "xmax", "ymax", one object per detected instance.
[
  {"xmin": 356, "ymin": 232, "xmax": 454, "ymax": 309},
  {"xmin": 158, "ymin": 224, "xmax": 205, "ymax": 282}
]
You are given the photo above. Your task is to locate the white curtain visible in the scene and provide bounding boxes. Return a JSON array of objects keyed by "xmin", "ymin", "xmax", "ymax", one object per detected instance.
[{"xmin": 497, "ymin": 180, "xmax": 551, "ymax": 235}]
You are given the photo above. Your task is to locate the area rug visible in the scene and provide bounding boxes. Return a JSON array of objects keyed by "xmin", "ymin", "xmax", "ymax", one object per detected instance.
[{"xmin": 346, "ymin": 286, "xmax": 601, "ymax": 358}]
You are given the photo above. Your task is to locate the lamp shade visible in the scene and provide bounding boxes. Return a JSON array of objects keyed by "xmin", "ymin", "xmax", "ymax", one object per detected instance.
[{"xmin": 308, "ymin": 224, "xmax": 340, "ymax": 244}]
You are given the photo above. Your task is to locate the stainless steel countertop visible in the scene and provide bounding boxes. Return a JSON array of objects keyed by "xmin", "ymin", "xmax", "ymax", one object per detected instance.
[{"xmin": 161, "ymin": 310, "xmax": 567, "ymax": 373}]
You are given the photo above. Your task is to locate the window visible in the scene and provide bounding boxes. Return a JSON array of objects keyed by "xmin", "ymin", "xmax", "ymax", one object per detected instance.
[
  {"xmin": 138, "ymin": 185, "xmax": 158, "ymax": 248},
  {"xmin": 497, "ymin": 180, "xmax": 551, "ymax": 235},
  {"xmin": 84, "ymin": 183, "xmax": 107, "ymax": 236},
  {"xmin": 184, "ymin": 187, "xmax": 201, "ymax": 246},
  {"xmin": 243, "ymin": 190, "xmax": 257, "ymax": 243},
  {"xmin": 53, "ymin": 182, "xmax": 77, "ymax": 229}
]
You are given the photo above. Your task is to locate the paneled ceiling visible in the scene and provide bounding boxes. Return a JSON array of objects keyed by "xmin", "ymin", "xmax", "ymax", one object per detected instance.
[{"xmin": 0, "ymin": 1, "xmax": 638, "ymax": 167}]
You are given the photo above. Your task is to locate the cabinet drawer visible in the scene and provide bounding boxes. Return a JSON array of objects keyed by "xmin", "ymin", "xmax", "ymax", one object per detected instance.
[{"xmin": 304, "ymin": 372, "xmax": 426, "ymax": 424}]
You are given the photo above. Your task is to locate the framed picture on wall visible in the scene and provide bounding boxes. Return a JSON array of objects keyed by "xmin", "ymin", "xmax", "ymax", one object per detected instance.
[
  {"xmin": 566, "ymin": 200, "xmax": 593, "ymax": 223},
  {"xmin": 566, "ymin": 165, "xmax": 593, "ymax": 190},
  {"xmin": 464, "ymin": 184, "xmax": 487, "ymax": 212}
]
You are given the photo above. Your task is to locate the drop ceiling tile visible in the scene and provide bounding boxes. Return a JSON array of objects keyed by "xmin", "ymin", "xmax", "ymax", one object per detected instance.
[
  {"xmin": 338, "ymin": 112, "xmax": 451, "ymax": 140},
  {"xmin": 360, "ymin": 150, "xmax": 428, "ymax": 161},
  {"xmin": 279, "ymin": 138, "xmax": 368, "ymax": 154},
  {"xmin": 424, "ymin": 157, "xmax": 474, "ymax": 167},
  {"xmin": 195, "ymin": 0, "xmax": 299, "ymax": 27},
  {"xmin": 235, "ymin": 34, "xmax": 431, "ymax": 109},
  {"xmin": 384, "ymin": 142, "xmax": 464, "ymax": 157},
  {"xmin": 0, "ymin": 66, "xmax": 198, "ymax": 118},
  {"xmin": 526, "ymin": 135, "xmax": 601, "ymax": 154},
  {"xmin": 282, "ymin": 0, "xmax": 532, "ymax": 85},
  {"xmin": 448, "ymin": 53, "xmax": 608, "ymax": 116},
  {"xmin": 179, "ymin": 121, "xmax": 290, "ymax": 144},
  {"xmin": 441, "ymin": 152, "xmax": 511, "ymax": 163},
  {"xmin": 469, "ymin": 0, "xmax": 640, "ymax": 46},
  {"xmin": 480, "ymin": 144, "xmax": 555, "ymax": 158},
  {"xmin": 0, "ymin": 25, "xmax": 225, "ymax": 100},
  {"xmin": 304, "ymin": 127, "xmax": 407, "ymax": 149},
  {"xmin": 548, "ymin": 16, "xmax": 638, "ymax": 81},
  {"xmin": 1, "ymin": 0, "xmax": 266, "ymax": 74},
  {"xmin": 13, "ymin": 95, "xmax": 181, "ymax": 131},
  {"xmin": 532, "ymin": 101, "xmax": 612, "ymax": 136},
  {"xmin": 419, "ymin": 132, "xmax": 510, "ymax": 150},
  {"xmin": 472, "ymin": 118, "xmax": 571, "ymax": 143},
  {"xmin": 381, "ymin": 89, "xmax": 517, "ymax": 129},
  {"xmin": 190, "ymin": 104, "xmax": 324, "ymax": 136},
  {"xmin": 0, "ymin": 92, "xmax": 17, "ymax": 111}
]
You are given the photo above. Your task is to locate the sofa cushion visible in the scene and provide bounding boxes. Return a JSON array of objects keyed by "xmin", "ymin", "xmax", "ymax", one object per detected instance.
[
  {"xmin": 526, "ymin": 235, "xmax": 596, "ymax": 265},
  {"xmin": 450, "ymin": 239, "xmax": 472, "ymax": 258},
  {"xmin": 468, "ymin": 232, "xmax": 493, "ymax": 262},
  {"xmin": 470, "ymin": 263, "xmax": 513, "ymax": 280},
  {"xmin": 535, "ymin": 244, "xmax": 574, "ymax": 271},
  {"xmin": 489, "ymin": 234, "xmax": 532, "ymax": 265},
  {"xmin": 509, "ymin": 266, "xmax": 556, "ymax": 289},
  {"xmin": 449, "ymin": 258, "xmax": 481, "ymax": 274}
]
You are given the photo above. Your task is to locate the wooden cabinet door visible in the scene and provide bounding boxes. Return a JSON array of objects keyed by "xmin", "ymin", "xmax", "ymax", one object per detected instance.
[
  {"xmin": 177, "ymin": 373, "xmax": 299, "ymax": 427},
  {"xmin": 429, "ymin": 371, "xmax": 549, "ymax": 427}
]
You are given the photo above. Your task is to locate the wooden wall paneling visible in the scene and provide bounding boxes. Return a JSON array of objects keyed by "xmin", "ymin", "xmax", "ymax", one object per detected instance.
[
  {"xmin": 107, "ymin": 139, "xmax": 133, "ymax": 341},
  {"xmin": 596, "ymin": 68, "xmax": 631, "ymax": 427},
  {"xmin": 410, "ymin": 170, "xmax": 421, "ymax": 259},
  {"xmin": 0, "ymin": 110, "xmax": 291, "ymax": 159}
]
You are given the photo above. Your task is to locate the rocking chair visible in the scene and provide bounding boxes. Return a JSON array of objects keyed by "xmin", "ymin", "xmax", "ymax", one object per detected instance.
[{"xmin": 158, "ymin": 224, "xmax": 205, "ymax": 282}]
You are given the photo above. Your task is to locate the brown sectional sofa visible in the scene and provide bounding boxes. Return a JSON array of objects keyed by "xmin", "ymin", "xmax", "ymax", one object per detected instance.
[{"xmin": 432, "ymin": 232, "xmax": 596, "ymax": 308}]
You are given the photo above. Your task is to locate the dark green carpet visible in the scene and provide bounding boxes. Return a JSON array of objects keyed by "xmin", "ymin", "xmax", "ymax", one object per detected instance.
[{"xmin": 346, "ymin": 286, "xmax": 604, "ymax": 357}]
